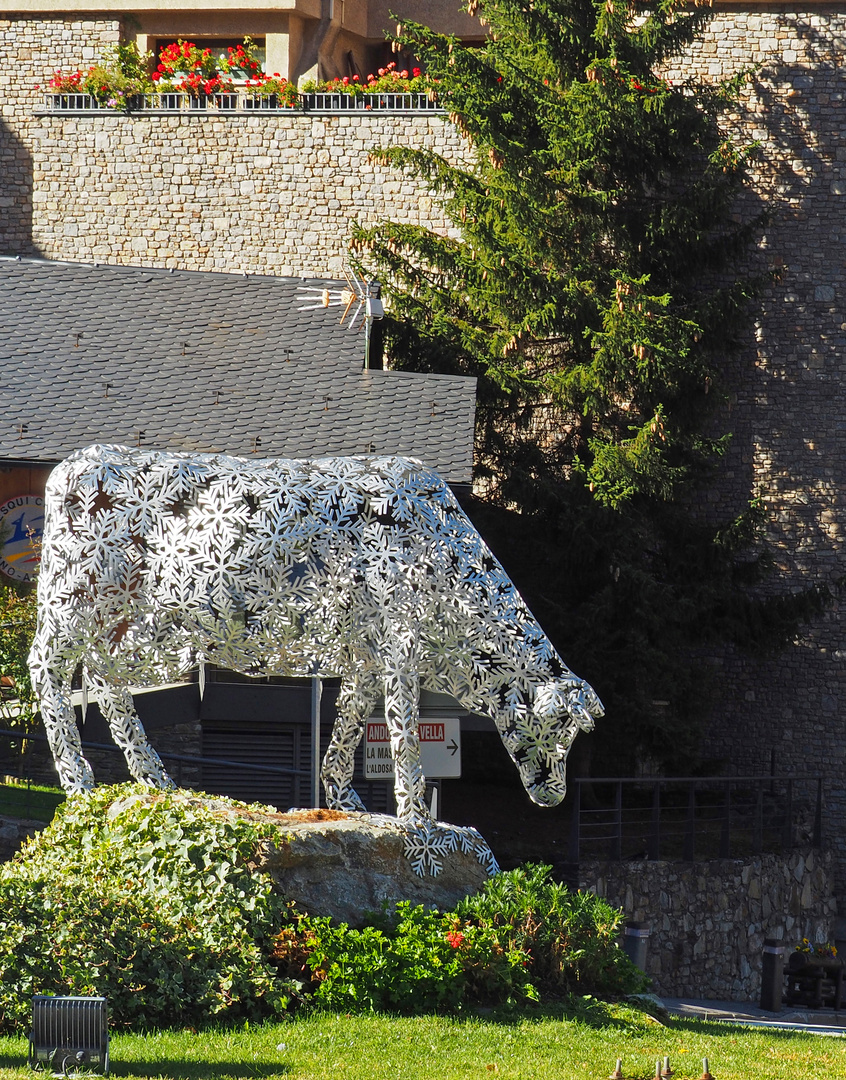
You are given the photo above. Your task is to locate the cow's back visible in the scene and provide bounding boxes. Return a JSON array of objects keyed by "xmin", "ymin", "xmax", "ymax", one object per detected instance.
[{"xmin": 35, "ymin": 445, "xmax": 470, "ymax": 678}]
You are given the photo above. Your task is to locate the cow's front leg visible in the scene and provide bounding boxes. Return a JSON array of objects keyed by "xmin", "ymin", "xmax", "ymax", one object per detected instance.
[
  {"xmin": 321, "ymin": 671, "xmax": 379, "ymax": 812},
  {"xmin": 384, "ymin": 656, "xmax": 429, "ymax": 826},
  {"xmin": 96, "ymin": 683, "xmax": 174, "ymax": 789},
  {"xmin": 29, "ymin": 649, "xmax": 95, "ymax": 794}
]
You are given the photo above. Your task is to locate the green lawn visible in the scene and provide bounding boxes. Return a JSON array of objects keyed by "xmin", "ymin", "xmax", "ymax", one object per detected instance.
[
  {"xmin": 0, "ymin": 1005, "xmax": 842, "ymax": 1080},
  {"xmin": 0, "ymin": 781, "xmax": 64, "ymax": 822}
]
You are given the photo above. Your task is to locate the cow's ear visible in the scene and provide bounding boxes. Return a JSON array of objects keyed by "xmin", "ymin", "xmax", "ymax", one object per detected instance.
[{"xmin": 532, "ymin": 683, "xmax": 563, "ymax": 720}]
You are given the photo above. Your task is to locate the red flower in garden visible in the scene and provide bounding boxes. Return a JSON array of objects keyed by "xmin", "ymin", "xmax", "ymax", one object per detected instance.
[{"xmin": 445, "ymin": 930, "xmax": 465, "ymax": 949}]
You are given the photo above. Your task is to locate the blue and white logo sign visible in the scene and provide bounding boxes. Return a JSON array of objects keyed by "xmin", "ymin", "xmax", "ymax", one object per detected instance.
[{"xmin": 0, "ymin": 494, "xmax": 44, "ymax": 582}]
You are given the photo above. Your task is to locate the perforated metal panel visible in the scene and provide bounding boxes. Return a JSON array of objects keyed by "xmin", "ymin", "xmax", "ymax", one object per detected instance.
[{"xmin": 28, "ymin": 996, "xmax": 109, "ymax": 1075}]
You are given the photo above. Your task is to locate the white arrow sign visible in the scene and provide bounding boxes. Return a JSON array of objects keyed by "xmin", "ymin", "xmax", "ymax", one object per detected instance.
[{"xmin": 364, "ymin": 717, "xmax": 462, "ymax": 780}]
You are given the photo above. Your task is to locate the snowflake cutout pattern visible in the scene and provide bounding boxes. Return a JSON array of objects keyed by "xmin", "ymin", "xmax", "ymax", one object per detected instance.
[{"xmin": 30, "ymin": 445, "xmax": 604, "ymax": 874}]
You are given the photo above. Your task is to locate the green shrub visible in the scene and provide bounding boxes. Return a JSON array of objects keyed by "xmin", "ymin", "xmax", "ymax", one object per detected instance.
[
  {"xmin": 0, "ymin": 789, "xmax": 644, "ymax": 1029},
  {"xmin": 296, "ymin": 901, "xmax": 534, "ymax": 1013},
  {"xmin": 0, "ymin": 784, "xmax": 295, "ymax": 1032},
  {"xmin": 0, "ymin": 579, "xmax": 38, "ymax": 731},
  {"xmin": 274, "ymin": 866, "xmax": 645, "ymax": 1014},
  {"xmin": 454, "ymin": 864, "xmax": 650, "ymax": 998}
]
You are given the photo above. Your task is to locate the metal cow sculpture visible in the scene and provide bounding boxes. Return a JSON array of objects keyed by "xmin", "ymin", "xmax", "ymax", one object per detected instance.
[{"xmin": 30, "ymin": 445, "xmax": 604, "ymax": 874}]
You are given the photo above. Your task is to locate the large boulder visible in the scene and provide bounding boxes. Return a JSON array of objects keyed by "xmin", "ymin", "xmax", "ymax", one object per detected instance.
[{"xmin": 252, "ymin": 808, "xmax": 491, "ymax": 925}]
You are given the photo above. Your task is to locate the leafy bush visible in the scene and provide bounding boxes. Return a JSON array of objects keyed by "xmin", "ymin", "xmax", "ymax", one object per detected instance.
[
  {"xmin": 454, "ymin": 864, "xmax": 649, "ymax": 998},
  {"xmin": 272, "ymin": 866, "xmax": 645, "ymax": 1014},
  {"xmin": 286, "ymin": 901, "xmax": 534, "ymax": 1013},
  {"xmin": 0, "ymin": 579, "xmax": 38, "ymax": 732},
  {"xmin": 0, "ymin": 785, "xmax": 294, "ymax": 1032},
  {"xmin": 0, "ymin": 789, "xmax": 644, "ymax": 1029}
]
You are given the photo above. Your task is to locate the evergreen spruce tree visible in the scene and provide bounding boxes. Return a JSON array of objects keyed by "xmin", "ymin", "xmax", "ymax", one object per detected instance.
[{"xmin": 352, "ymin": 0, "xmax": 826, "ymax": 773}]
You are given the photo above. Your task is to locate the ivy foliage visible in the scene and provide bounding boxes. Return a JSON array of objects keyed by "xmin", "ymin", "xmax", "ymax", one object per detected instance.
[
  {"xmin": 353, "ymin": 0, "xmax": 828, "ymax": 771},
  {"xmin": 0, "ymin": 787, "xmax": 645, "ymax": 1030},
  {"xmin": 0, "ymin": 785, "xmax": 294, "ymax": 1031}
]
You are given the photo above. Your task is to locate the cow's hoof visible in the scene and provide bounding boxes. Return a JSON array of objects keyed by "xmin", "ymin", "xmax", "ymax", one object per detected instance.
[
  {"xmin": 57, "ymin": 759, "xmax": 96, "ymax": 794},
  {"xmin": 324, "ymin": 788, "xmax": 367, "ymax": 813},
  {"xmin": 400, "ymin": 819, "xmax": 499, "ymax": 878}
]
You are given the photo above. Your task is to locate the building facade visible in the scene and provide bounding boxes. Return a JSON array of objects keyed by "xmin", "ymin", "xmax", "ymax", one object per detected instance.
[{"xmin": 3, "ymin": 4, "xmax": 846, "ymax": 927}]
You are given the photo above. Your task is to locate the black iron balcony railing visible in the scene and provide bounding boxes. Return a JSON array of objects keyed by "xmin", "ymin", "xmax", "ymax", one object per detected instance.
[
  {"xmin": 568, "ymin": 775, "xmax": 823, "ymax": 863},
  {"xmin": 41, "ymin": 92, "xmax": 442, "ymax": 115}
]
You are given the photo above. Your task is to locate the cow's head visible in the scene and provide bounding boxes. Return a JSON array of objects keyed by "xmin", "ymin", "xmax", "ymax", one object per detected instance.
[{"xmin": 498, "ymin": 678, "xmax": 604, "ymax": 807}]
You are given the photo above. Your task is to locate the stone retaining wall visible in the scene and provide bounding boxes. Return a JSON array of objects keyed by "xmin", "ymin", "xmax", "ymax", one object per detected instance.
[
  {"xmin": 583, "ymin": 849, "xmax": 837, "ymax": 1000},
  {"xmin": 0, "ymin": 814, "xmax": 45, "ymax": 862},
  {"xmin": 662, "ymin": 10, "xmax": 846, "ymax": 913},
  {"xmin": 0, "ymin": 16, "xmax": 469, "ymax": 274}
]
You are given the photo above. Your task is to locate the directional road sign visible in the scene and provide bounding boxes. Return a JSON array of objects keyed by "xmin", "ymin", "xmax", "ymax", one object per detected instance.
[{"xmin": 364, "ymin": 717, "xmax": 461, "ymax": 780}]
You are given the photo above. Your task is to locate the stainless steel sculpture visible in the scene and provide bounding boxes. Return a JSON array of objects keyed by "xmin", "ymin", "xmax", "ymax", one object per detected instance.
[{"xmin": 30, "ymin": 445, "xmax": 603, "ymax": 874}]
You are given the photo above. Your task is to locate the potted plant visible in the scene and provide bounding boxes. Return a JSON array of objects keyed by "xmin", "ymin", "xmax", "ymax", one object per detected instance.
[
  {"xmin": 152, "ymin": 40, "xmax": 235, "ymax": 107},
  {"xmin": 39, "ymin": 42, "xmax": 154, "ymax": 112},
  {"xmin": 41, "ymin": 69, "xmax": 90, "ymax": 109},
  {"xmin": 243, "ymin": 74, "xmax": 299, "ymax": 109},
  {"xmin": 789, "ymin": 938, "xmax": 840, "ymax": 971}
]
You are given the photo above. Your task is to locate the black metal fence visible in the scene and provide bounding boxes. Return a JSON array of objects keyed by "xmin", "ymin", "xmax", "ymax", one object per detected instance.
[
  {"xmin": 0, "ymin": 721, "xmax": 395, "ymax": 818},
  {"xmin": 0, "ymin": 724, "xmax": 312, "ymax": 810},
  {"xmin": 41, "ymin": 92, "xmax": 442, "ymax": 115},
  {"xmin": 568, "ymin": 775, "xmax": 823, "ymax": 863},
  {"xmin": 0, "ymin": 720, "xmax": 825, "ymax": 866}
]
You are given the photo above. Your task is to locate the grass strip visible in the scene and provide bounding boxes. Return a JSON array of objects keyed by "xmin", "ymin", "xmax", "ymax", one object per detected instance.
[
  {"xmin": 0, "ymin": 1003, "xmax": 841, "ymax": 1079},
  {"xmin": 0, "ymin": 781, "xmax": 64, "ymax": 822}
]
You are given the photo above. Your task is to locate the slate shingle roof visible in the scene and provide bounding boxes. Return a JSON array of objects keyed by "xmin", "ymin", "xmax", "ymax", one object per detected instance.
[{"xmin": 0, "ymin": 258, "xmax": 476, "ymax": 483}]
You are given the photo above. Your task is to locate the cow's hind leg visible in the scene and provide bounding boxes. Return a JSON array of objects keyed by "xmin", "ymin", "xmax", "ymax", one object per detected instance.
[
  {"xmin": 29, "ymin": 646, "xmax": 95, "ymax": 794},
  {"xmin": 96, "ymin": 684, "xmax": 174, "ymax": 788},
  {"xmin": 321, "ymin": 672, "xmax": 379, "ymax": 812}
]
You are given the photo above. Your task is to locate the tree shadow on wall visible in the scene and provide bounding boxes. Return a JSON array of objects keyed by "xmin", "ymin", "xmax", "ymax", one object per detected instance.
[
  {"xmin": 0, "ymin": 115, "xmax": 38, "ymax": 257},
  {"xmin": 740, "ymin": 15, "xmax": 846, "ymax": 508}
]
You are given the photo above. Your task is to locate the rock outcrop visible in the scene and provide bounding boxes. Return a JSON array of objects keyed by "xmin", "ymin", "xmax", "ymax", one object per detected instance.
[{"xmin": 254, "ymin": 809, "xmax": 491, "ymax": 925}]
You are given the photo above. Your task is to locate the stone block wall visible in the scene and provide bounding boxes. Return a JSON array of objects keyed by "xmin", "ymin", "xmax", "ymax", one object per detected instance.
[
  {"xmin": 662, "ymin": 12, "xmax": 846, "ymax": 911},
  {"xmin": 0, "ymin": 16, "xmax": 122, "ymax": 255},
  {"xmin": 0, "ymin": 16, "xmax": 469, "ymax": 274},
  {"xmin": 583, "ymin": 848, "xmax": 837, "ymax": 1000},
  {"xmin": 0, "ymin": 813, "xmax": 46, "ymax": 861}
]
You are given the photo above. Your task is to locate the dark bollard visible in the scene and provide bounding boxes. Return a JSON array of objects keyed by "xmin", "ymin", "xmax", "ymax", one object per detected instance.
[
  {"xmin": 622, "ymin": 922, "xmax": 651, "ymax": 970},
  {"xmin": 760, "ymin": 938, "xmax": 785, "ymax": 1012}
]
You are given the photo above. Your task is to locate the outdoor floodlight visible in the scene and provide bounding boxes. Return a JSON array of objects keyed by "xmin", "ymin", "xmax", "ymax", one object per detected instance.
[{"xmin": 28, "ymin": 996, "xmax": 109, "ymax": 1075}]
